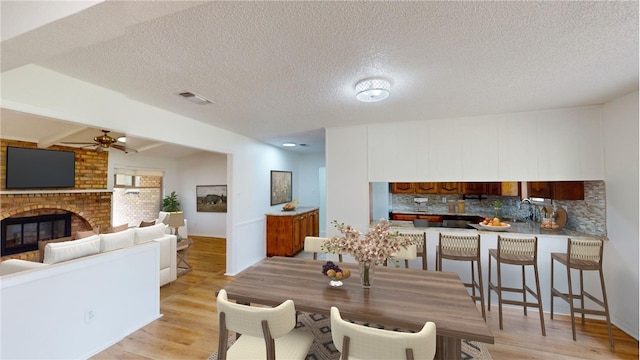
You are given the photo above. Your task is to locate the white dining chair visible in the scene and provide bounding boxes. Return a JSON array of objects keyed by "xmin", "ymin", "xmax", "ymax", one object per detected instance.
[
  {"xmin": 216, "ymin": 289, "xmax": 313, "ymax": 360},
  {"xmin": 330, "ymin": 306, "xmax": 436, "ymax": 360},
  {"xmin": 304, "ymin": 236, "xmax": 343, "ymax": 261}
]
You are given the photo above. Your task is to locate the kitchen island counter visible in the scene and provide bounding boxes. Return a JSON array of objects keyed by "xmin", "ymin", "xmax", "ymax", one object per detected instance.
[{"xmin": 387, "ymin": 220, "xmax": 605, "ymax": 241}]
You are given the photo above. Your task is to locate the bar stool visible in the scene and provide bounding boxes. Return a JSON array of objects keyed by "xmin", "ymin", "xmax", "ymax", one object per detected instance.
[
  {"xmin": 436, "ymin": 233, "xmax": 485, "ymax": 320},
  {"xmin": 384, "ymin": 232, "xmax": 427, "ymax": 269},
  {"xmin": 488, "ymin": 235, "xmax": 545, "ymax": 335},
  {"xmin": 550, "ymin": 238, "xmax": 613, "ymax": 347}
]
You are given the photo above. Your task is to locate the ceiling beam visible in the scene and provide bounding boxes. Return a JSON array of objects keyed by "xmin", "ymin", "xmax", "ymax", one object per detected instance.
[{"xmin": 38, "ymin": 126, "xmax": 91, "ymax": 149}]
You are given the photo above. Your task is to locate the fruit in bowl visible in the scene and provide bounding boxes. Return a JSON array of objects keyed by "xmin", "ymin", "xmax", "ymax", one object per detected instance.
[
  {"xmin": 282, "ymin": 203, "xmax": 296, "ymax": 211},
  {"xmin": 480, "ymin": 217, "xmax": 508, "ymax": 227},
  {"xmin": 322, "ymin": 261, "xmax": 350, "ymax": 286}
]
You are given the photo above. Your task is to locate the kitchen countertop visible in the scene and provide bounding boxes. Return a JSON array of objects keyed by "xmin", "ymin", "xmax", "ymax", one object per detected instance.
[
  {"xmin": 387, "ymin": 219, "xmax": 606, "ymax": 241},
  {"xmin": 389, "ymin": 210, "xmax": 484, "ymax": 217},
  {"xmin": 266, "ymin": 206, "xmax": 318, "ymax": 216}
]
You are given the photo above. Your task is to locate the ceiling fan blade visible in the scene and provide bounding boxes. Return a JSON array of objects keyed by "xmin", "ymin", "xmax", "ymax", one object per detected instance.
[{"xmin": 111, "ymin": 144, "xmax": 138, "ymax": 153}]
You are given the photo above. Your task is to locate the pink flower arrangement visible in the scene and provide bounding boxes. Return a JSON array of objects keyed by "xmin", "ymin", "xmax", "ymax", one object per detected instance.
[{"xmin": 322, "ymin": 218, "xmax": 416, "ymax": 266}]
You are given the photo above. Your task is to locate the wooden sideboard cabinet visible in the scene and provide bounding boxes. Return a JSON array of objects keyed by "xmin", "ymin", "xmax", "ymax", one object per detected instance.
[{"xmin": 266, "ymin": 208, "xmax": 319, "ymax": 256}]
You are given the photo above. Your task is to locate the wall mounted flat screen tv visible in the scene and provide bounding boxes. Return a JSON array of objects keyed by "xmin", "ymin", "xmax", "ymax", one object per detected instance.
[{"xmin": 5, "ymin": 147, "xmax": 76, "ymax": 189}]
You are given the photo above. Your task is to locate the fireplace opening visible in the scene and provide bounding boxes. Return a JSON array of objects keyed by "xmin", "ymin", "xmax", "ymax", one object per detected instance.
[{"xmin": 1, "ymin": 214, "xmax": 72, "ymax": 256}]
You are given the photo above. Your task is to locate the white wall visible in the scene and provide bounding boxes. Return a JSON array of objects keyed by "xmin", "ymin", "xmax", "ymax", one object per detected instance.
[
  {"xmin": 176, "ymin": 151, "xmax": 228, "ymax": 237},
  {"xmin": 296, "ymin": 152, "xmax": 325, "ymax": 207},
  {"xmin": 0, "ymin": 242, "xmax": 160, "ymax": 359},
  {"xmin": 601, "ymin": 91, "xmax": 639, "ymax": 339}
]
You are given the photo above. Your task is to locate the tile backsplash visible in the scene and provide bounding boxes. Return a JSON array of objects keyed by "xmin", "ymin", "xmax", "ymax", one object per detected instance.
[{"xmin": 390, "ymin": 181, "xmax": 606, "ymax": 236}]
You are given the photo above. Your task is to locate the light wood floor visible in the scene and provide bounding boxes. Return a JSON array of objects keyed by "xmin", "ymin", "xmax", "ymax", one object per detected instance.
[{"xmin": 93, "ymin": 236, "xmax": 638, "ymax": 360}]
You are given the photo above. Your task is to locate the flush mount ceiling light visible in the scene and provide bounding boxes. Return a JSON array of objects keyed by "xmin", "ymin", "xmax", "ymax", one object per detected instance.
[
  {"xmin": 355, "ymin": 78, "xmax": 391, "ymax": 103},
  {"xmin": 178, "ymin": 91, "xmax": 213, "ymax": 105}
]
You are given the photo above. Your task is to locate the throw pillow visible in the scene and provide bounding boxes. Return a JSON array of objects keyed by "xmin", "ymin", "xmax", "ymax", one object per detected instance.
[
  {"xmin": 139, "ymin": 220, "xmax": 156, "ymax": 228},
  {"xmin": 76, "ymin": 230, "xmax": 98, "ymax": 239},
  {"xmin": 38, "ymin": 236, "xmax": 73, "ymax": 263},
  {"xmin": 100, "ymin": 228, "xmax": 135, "ymax": 252},
  {"xmin": 43, "ymin": 235, "xmax": 101, "ymax": 264},
  {"xmin": 110, "ymin": 223, "xmax": 129, "ymax": 233},
  {"xmin": 134, "ymin": 223, "xmax": 167, "ymax": 244}
]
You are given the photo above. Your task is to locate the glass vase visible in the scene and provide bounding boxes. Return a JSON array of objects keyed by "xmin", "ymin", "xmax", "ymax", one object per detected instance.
[{"xmin": 359, "ymin": 262, "xmax": 374, "ymax": 288}]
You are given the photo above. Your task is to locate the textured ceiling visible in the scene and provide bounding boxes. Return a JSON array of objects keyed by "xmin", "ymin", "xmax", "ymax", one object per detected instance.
[{"xmin": 1, "ymin": 1, "xmax": 638, "ymax": 155}]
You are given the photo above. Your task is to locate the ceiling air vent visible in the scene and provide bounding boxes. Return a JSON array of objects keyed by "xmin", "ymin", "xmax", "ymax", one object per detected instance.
[{"xmin": 178, "ymin": 91, "xmax": 213, "ymax": 105}]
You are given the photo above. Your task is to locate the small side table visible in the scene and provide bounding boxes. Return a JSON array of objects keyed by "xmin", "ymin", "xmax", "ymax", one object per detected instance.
[{"xmin": 176, "ymin": 238, "xmax": 193, "ymax": 275}]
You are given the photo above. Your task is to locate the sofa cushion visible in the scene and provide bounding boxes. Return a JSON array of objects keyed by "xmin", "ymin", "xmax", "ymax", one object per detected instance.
[
  {"xmin": 43, "ymin": 235, "xmax": 101, "ymax": 264},
  {"xmin": 76, "ymin": 230, "xmax": 98, "ymax": 239},
  {"xmin": 0, "ymin": 259, "xmax": 49, "ymax": 276},
  {"xmin": 134, "ymin": 223, "xmax": 167, "ymax": 244},
  {"xmin": 38, "ymin": 236, "xmax": 73, "ymax": 263},
  {"xmin": 110, "ymin": 223, "xmax": 129, "ymax": 233},
  {"xmin": 100, "ymin": 228, "xmax": 135, "ymax": 252},
  {"xmin": 139, "ymin": 220, "xmax": 156, "ymax": 227}
]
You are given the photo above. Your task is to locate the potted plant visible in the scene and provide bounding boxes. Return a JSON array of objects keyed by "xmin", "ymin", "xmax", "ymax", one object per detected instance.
[
  {"xmin": 492, "ymin": 200, "xmax": 503, "ymax": 218},
  {"xmin": 162, "ymin": 191, "xmax": 181, "ymax": 212}
]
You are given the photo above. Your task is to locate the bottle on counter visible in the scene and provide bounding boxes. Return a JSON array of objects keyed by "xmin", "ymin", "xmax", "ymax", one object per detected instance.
[{"xmin": 447, "ymin": 200, "xmax": 456, "ymax": 213}]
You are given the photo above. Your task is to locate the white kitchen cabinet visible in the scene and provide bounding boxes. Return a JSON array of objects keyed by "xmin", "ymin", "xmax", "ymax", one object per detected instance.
[
  {"xmin": 427, "ymin": 119, "xmax": 463, "ymax": 180},
  {"xmin": 498, "ymin": 113, "xmax": 539, "ymax": 180},
  {"xmin": 462, "ymin": 115, "xmax": 500, "ymax": 180},
  {"xmin": 537, "ymin": 106, "xmax": 603, "ymax": 180},
  {"xmin": 366, "ymin": 106, "xmax": 604, "ymax": 182}
]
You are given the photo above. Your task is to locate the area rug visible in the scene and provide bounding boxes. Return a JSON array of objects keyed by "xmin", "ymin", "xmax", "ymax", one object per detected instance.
[{"xmin": 209, "ymin": 311, "xmax": 492, "ymax": 360}]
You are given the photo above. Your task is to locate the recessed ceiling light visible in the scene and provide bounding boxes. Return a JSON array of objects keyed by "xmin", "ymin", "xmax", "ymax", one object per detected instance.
[
  {"xmin": 355, "ymin": 78, "xmax": 391, "ymax": 103},
  {"xmin": 282, "ymin": 143, "xmax": 296, "ymax": 147},
  {"xmin": 178, "ymin": 91, "xmax": 213, "ymax": 105}
]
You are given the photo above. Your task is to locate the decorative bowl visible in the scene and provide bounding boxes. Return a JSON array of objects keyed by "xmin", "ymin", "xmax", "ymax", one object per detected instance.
[{"xmin": 478, "ymin": 223, "xmax": 511, "ymax": 232}]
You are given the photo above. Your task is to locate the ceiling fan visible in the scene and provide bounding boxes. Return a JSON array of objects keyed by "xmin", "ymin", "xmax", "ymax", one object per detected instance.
[{"xmin": 62, "ymin": 130, "xmax": 138, "ymax": 153}]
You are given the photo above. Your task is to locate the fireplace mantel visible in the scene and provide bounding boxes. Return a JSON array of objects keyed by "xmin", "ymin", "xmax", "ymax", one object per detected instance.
[{"xmin": 0, "ymin": 189, "xmax": 113, "ymax": 195}]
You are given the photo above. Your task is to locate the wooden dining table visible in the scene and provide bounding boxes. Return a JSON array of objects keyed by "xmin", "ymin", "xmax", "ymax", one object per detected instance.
[{"xmin": 221, "ymin": 256, "xmax": 494, "ymax": 360}]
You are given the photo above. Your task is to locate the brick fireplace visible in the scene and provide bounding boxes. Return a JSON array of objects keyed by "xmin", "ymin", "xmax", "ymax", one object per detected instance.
[{"xmin": 1, "ymin": 139, "xmax": 112, "ymax": 261}]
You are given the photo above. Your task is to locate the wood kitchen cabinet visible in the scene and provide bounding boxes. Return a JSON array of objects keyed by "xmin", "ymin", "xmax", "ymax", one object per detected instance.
[
  {"xmin": 266, "ymin": 208, "xmax": 319, "ymax": 256},
  {"xmin": 527, "ymin": 181, "xmax": 584, "ymax": 200},
  {"xmin": 501, "ymin": 182, "xmax": 520, "ymax": 196},
  {"xmin": 552, "ymin": 181, "xmax": 585, "ymax": 200},
  {"xmin": 390, "ymin": 183, "xmax": 414, "ymax": 194},
  {"xmin": 461, "ymin": 182, "xmax": 487, "ymax": 195},
  {"xmin": 487, "ymin": 182, "xmax": 502, "ymax": 195},
  {"xmin": 390, "ymin": 213, "xmax": 418, "ymax": 221},
  {"xmin": 390, "ymin": 213, "xmax": 443, "ymax": 222},
  {"xmin": 528, "ymin": 181, "xmax": 552, "ymax": 198},
  {"xmin": 438, "ymin": 182, "xmax": 460, "ymax": 194},
  {"xmin": 414, "ymin": 182, "xmax": 438, "ymax": 194}
]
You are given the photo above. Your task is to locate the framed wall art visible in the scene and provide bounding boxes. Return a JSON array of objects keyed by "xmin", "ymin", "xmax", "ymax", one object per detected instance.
[
  {"xmin": 196, "ymin": 185, "xmax": 227, "ymax": 212},
  {"xmin": 270, "ymin": 170, "xmax": 292, "ymax": 206}
]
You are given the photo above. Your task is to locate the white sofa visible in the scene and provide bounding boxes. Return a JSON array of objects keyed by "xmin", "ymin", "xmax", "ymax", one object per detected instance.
[
  {"xmin": 0, "ymin": 223, "xmax": 177, "ymax": 286},
  {"xmin": 157, "ymin": 211, "xmax": 189, "ymax": 239}
]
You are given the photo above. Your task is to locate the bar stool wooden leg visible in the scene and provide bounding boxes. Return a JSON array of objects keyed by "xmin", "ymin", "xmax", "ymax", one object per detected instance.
[
  {"xmin": 487, "ymin": 253, "xmax": 493, "ymax": 312},
  {"xmin": 476, "ymin": 259, "xmax": 486, "ymax": 321},
  {"xmin": 520, "ymin": 265, "xmax": 527, "ymax": 317},
  {"xmin": 496, "ymin": 256, "xmax": 502, "ymax": 328},
  {"xmin": 567, "ymin": 262, "xmax": 577, "ymax": 341},
  {"xmin": 533, "ymin": 261, "xmax": 546, "ymax": 336},
  {"xmin": 598, "ymin": 267, "xmax": 614, "ymax": 347},
  {"xmin": 550, "ymin": 257, "xmax": 555, "ymax": 320}
]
